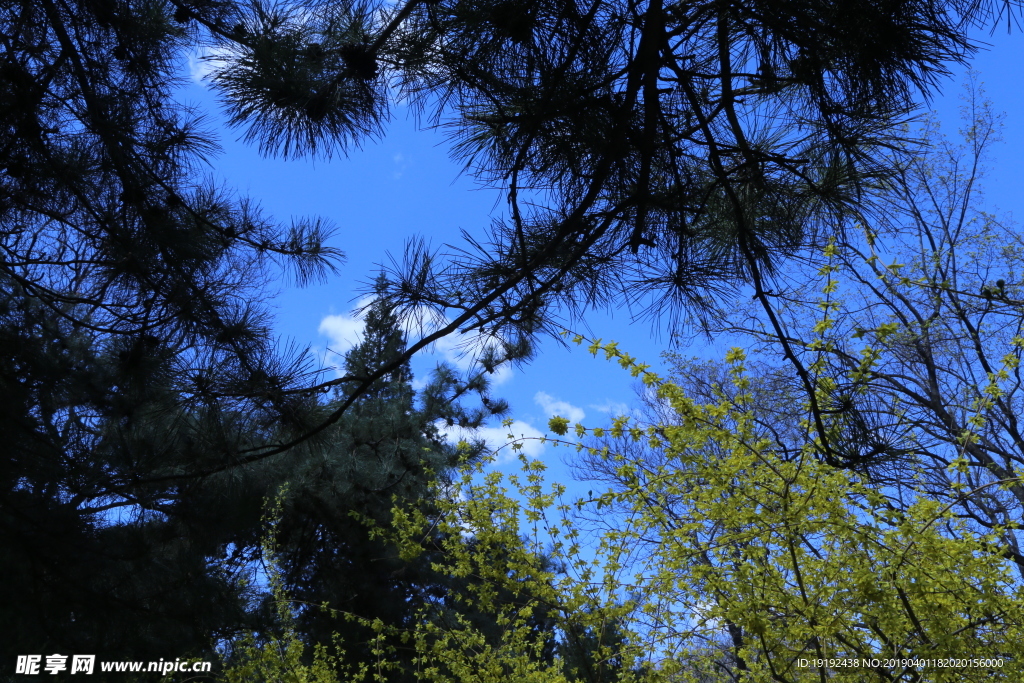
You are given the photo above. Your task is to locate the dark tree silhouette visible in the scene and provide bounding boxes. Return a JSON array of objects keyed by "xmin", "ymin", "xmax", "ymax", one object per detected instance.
[{"xmin": 0, "ymin": 0, "xmax": 343, "ymax": 664}]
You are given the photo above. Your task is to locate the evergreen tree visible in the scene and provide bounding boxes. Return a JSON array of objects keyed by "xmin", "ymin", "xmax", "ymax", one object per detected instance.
[
  {"xmin": 219, "ymin": 286, "xmax": 516, "ymax": 680},
  {"xmin": 0, "ymin": 0, "xmax": 345, "ymax": 665},
  {"xmin": 274, "ymin": 291, "xmax": 459, "ymax": 656}
]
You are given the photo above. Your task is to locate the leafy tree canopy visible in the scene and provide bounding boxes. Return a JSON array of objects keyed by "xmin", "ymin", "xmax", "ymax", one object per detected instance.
[{"xmin": 692, "ymin": 78, "xmax": 1024, "ymax": 578}]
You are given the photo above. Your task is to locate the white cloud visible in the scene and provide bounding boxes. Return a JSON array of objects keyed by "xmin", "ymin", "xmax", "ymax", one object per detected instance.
[
  {"xmin": 317, "ymin": 300, "xmax": 516, "ymax": 385},
  {"xmin": 318, "ymin": 313, "xmax": 363, "ymax": 352},
  {"xmin": 691, "ymin": 600, "xmax": 723, "ymax": 631},
  {"xmin": 431, "ymin": 332, "xmax": 514, "ymax": 386},
  {"xmin": 316, "ymin": 296, "xmax": 376, "ymax": 372},
  {"xmin": 186, "ymin": 45, "xmax": 232, "ymax": 84},
  {"xmin": 589, "ymin": 399, "xmax": 631, "ymax": 417},
  {"xmin": 392, "ymin": 152, "xmax": 409, "ymax": 179},
  {"xmin": 438, "ymin": 420, "xmax": 546, "ymax": 463},
  {"xmin": 534, "ymin": 391, "xmax": 585, "ymax": 424}
]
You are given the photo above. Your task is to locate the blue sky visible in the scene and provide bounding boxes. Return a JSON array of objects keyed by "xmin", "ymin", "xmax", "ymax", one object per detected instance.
[{"xmin": 176, "ymin": 26, "xmax": 1024, "ymax": 477}]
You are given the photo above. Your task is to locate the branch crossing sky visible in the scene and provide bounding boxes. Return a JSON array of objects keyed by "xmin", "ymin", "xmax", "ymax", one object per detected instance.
[{"xmin": 177, "ymin": 27, "xmax": 1024, "ymax": 473}]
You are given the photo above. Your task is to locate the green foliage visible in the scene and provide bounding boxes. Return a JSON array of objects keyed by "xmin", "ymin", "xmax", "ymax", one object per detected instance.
[
  {"xmin": 223, "ymin": 489, "xmax": 343, "ymax": 683},
  {"xmin": 696, "ymin": 82, "xmax": 1024, "ymax": 577},
  {"xmin": 549, "ymin": 416, "xmax": 571, "ymax": 436},
  {"xmin": 297, "ymin": 338, "xmax": 1024, "ymax": 683},
  {"xmin": 222, "ymin": 451, "xmax": 573, "ymax": 683}
]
